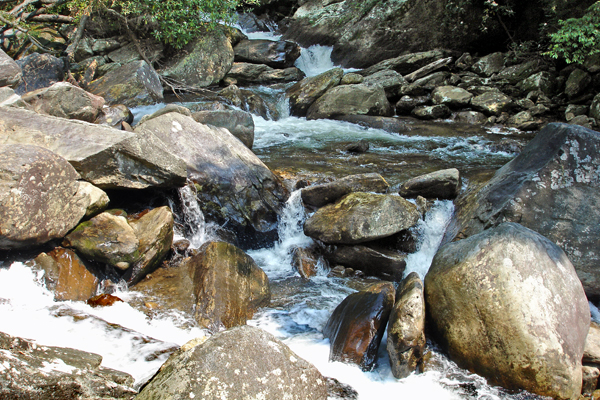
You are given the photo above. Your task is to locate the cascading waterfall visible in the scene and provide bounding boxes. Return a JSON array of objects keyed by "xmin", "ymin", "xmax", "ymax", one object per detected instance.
[{"xmin": 175, "ymin": 184, "xmax": 209, "ymax": 248}]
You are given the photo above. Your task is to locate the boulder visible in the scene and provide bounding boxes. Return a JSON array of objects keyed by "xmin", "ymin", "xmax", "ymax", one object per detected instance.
[
  {"xmin": 134, "ymin": 112, "xmax": 287, "ymax": 237},
  {"xmin": 507, "ymin": 110, "xmax": 543, "ymax": 130},
  {"xmin": 78, "ymin": 181, "xmax": 110, "ymax": 218},
  {"xmin": 471, "ymin": 52, "xmax": 504, "ymax": 77},
  {"xmin": 565, "ymin": 68, "xmax": 592, "ymax": 100},
  {"xmin": 331, "ymin": 245, "xmax": 407, "ymax": 281},
  {"xmin": 431, "ymin": 86, "xmax": 473, "ymax": 108},
  {"xmin": 470, "ymin": 91, "xmax": 513, "ymax": 116},
  {"xmin": 126, "ymin": 206, "xmax": 174, "ymax": 285},
  {"xmin": 590, "ymin": 93, "xmax": 600, "ymax": 122},
  {"xmin": 0, "ymin": 331, "xmax": 136, "ymax": 400},
  {"xmin": 404, "ymin": 57, "xmax": 453, "ymax": 82},
  {"xmin": 0, "ymin": 144, "xmax": 90, "ymax": 249},
  {"xmin": 234, "ymin": 39, "xmax": 301, "ymax": 68},
  {"xmin": 291, "ymin": 245, "xmax": 321, "ymax": 279},
  {"xmin": 136, "ymin": 325, "xmax": 327, "ymax": 400},
  {"xmin": 87, "ymin": 60, "xmax": 163, "ymax": 107},
  {"xmin": 395, "ymin": 95, "xmax": 430, "ymax": 115},
  {"xmin": 286, "ymin": 68, "xmax": 344, "ymax": 116},
  {"xmin": 219, "ymin": 84, "xmax": 275, "ymax": 120},
  {"xmin": 332, "ymin": 115, "xmax": 412, "ymax": 134},
  {"xmin": 0, "ymin": 49, "xmax": 22, "ymax": 88},
  {"xmin": 323, "ymin": 282, "xmax": 395, "ymax": 370},
  {"xmin": 584, "ymin": 322, "xmax": 600, "ymax": 365},
  {"xmin": 301, "ymin": 173, "xmax": 389, "ymax": 208},
  {"xmin": 582, "ymin": 366, "xmax": 600, "ymax": 395},
  {"xmin": 340, "ymin": 73, "xmax": 363, "ymax": 84},
  {"xmin": 0, "ymin": 86, "xmax": 29, "ymax": 108},
  {"xmin": 306, "ymin": 84, "xmax": 392, "ymax": 120},
  {"xmin": 21, "ymin": 82, "xmax": 105, "ymax": 122},
  {"xmin": 138, "ymin": 104, "xmax": 192, "ymax": 125},
  {"xmin": 189, "ymin": 241, "xmax": 270, "ymax": 331},
  {"xmin": 225, "ymin": 62, "xmax": 304, "ymax": 84},
  {"xmin": 0, "ymin": 107, "xmax": 188, "ymax": 190},
  {"xmin": 14, "ymin": 52, "xmax": 64, "ymax": 95},
  {"xmin": 30, "ymin": 247, "xmax": 99, "ymax": 301},
  {"xmin": 192, "ymin": 109, "xmax": 255, "ymax": 149},
  {"xmin": 387, "ymin": 272, "xmax": 426, "ymax": 379},
  {"xmin": 445, "ymin": 123, "xmax": 600, "ymax": 298},
  {"xmin": 453, "ymin": 111, "xmax": 487, "ymax": 124},
  {"xmin": 360, "ymin": 50, "xmax": 453, "ymax": 77},
  {"xmin": 95, "ymin": 104, "xmax": 133, "ymax": 128},
  {"xmin": 411, "ymin": 104, "xmax": 451, "ymax": 120},
  {"xmin": 425, "ymin": 222, "xmax": 589, "ymax": 399},
  {"xmin": 565, "ymin": 104, "xmax": 589, "ymax": 122},
  {"xmin": 362, "ymin": 70, "xmax": 407, "ymax": 98},
  {"xmin": 160, "ymin": 30, "xmax": 234, "ymax": 88},
  {"xmin": 518, "ymin": 71, "xmax": 555, "ymax": 96},
  {"xmin": 303, "ymin": 192, "xmax": 420, "ymax": 244},
  {"xmin": 64, "ymin": 211, "xmax": 140, "ymax": 270},
  {"xmin": 107, "ymin": 40, "xmax": 163, "ymax": 65},
  {"xmin": 399, "ymin": 168, "xmax": 461, "ymax": 199},
  {"xmin": 401, "ymin": 71, "xmax": 452, "ymax": 96},
  {"xmin": 495, "ymin": 60, "xmax": 540, "ymax": 84}
]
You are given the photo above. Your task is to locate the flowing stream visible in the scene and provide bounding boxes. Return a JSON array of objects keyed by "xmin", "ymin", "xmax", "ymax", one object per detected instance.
[{"xmin": 0, "ymin": 29, "xmax": 552, "ymax": 400}]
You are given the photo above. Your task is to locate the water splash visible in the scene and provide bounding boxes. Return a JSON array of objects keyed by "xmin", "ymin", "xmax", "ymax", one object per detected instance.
[
  {"xmin": 294, "ymin": 45, "xmax": 337, "ymax": 77},
  {"xmin": 176, "ymin": 184, "xmax": 208, "ymax": 249}
]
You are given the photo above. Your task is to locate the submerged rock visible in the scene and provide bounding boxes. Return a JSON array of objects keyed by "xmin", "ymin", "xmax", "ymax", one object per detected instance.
[
  {"xmin": 0, "ymin": 331, "xmax": 136, "ymax": 400},
  {"xmin": 446, "ymin": 123, "xmax": 600, "ymax": 298},
  {"xmin": 136, "ymin": 325, "xmax": 327, "ymax": 400},
  {"xmin": 323, "ymin": 282, "xmax": 395, "ymax": 370},
  {"xmin": 0, "ymin": 144, "xmax": 89, "ymax": 249},
  {"xmin": 425, "ymin": 222, "xmax": 589, "ymax": 399},
  {"xmin": 387, "ymin": 272, "xmax": 426, "ymax": 379},
  {"xmin": 301, "ymin": 173, "xmax": 389, "ymax": 208}
]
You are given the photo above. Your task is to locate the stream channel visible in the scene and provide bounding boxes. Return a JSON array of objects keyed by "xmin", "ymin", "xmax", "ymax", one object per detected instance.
[{"xmin": 0, "ymin": 26, "xmax": 587, "ymax": 400}]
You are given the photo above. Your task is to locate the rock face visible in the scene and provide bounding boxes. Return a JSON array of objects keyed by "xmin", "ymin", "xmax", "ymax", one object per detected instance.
[
  {"xmin": 192, "ymin": 109, "xmax": 254, "ymax": 149},
  {"xmin": 307, "ymin": 84, "xmax": 392, "ymax": 120},
  {"xmin": 399, "ymin": 168, "xmax": 461, "ymax": 199},
  {"xmin": 446, "ymin": 123, "xmax": 600, "ymax": 298},
  {"xmin": 189, "ymin": 241, "xmax": 270, "ymax": 331},
  {"xmin": 87, "ymin": 60, "xmax": 163, "ymax": 107},
  {"xmin": 136, "ymin": 325, "xmax": 327, "ymax": 400},
  {"xmin": 0, "ymin": 49, "xmax": 22, "ymax": 88},
  {"xmin": 0, "ymin": 144, "xmax": 89, "ymax": 249},
  {"xmin": 303, "ymin": 192, "xmax": 420, "ymax": 244},
  {"xmin": 14, "ymin": 52, "xmax": 64, "ymax": 95},
  {"xmin": 0, "ymin": 107, "xmax": 187, "ymax": 190},
  {"xmin": 0, "ymin": 331, "xmax": 136, "ymax": 400},
  {"xmin": 30, "ymin": 247, "xmax": 99, "ymax": 301},
  {"xmin": 135, "ymin": 112, "xmax": 287, "ymax": 237},
  {"xmin": 386, "ymin": 272, "xmax": 426, "ymax": 379},
  {"xmin": 21, "ymin": 82, "xmax": 105, "ymax": 122},
  {"xmin": 323, "ymin": 282, "xmax": 395, "ymax": 370},
  {"xmin": 286, "ymin": 67, "xmax": 344, "ymax": 116},
  {"xmin": 301, "ymin": 173, "xmax": 389, "ymax": 208},
  {"xmin": 425, "ymin": 222, "xmax": 589, "ymax": 399},
  {"xmin": 234, "ymin": 39, "xmax": 301, "ymax": 68},
  {"xmin": 160, "ymin": 31, "xmax": 234, "ymax": 88}
]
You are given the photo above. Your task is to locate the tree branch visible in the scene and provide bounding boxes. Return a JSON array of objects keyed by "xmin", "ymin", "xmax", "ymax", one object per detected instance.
[{"xmin": 29, "ymin": 14, "xmax": 73, "ymax": 23}]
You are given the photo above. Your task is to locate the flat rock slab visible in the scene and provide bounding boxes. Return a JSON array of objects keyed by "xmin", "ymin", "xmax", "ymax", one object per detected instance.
[
  {"xmin": 304, "ymin": 192, "xmax": 420, "ymax": 244},
  {"xmin": 301, "ymin": 173, "xmax": 389, "ymax": 208},
  {"xmin": 0, "ymin": 107, "xmax": 187, "ymax": 189}
]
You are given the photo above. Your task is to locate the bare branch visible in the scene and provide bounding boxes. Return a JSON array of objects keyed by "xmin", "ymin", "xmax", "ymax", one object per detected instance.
[
  {"xmin": 66, "ymin": 14, "xmax": 88, "ymax": 61},
  {"xmin": 29, "ymin": 14, "xmax": 73, "ymax": 23}
]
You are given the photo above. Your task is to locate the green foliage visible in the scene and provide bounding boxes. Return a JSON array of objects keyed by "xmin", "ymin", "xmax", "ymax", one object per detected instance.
[
  {"xmin": 66, "ymin": 0, "xmax": 258, "ymax": 48},
  {"xmin": 545, "ymin": 1, "xmax": 600, "ymax": 64}
]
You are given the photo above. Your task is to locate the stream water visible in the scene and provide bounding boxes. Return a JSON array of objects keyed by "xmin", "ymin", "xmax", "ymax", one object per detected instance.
[{"xmin": 0, "ymin": 29, "xmax": 559, "ymax": 400}]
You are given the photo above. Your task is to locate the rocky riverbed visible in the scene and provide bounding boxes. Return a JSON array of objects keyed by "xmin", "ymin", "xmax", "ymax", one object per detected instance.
[{"xmin": 2, "ymin": 3, "xmax": 600, "ymax": 400}]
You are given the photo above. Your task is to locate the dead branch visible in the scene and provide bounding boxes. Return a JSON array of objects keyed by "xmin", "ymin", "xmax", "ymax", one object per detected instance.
[
  {"xmin": 29, "ymin": 14, "xmax": 73, "ymax": 23},
  {"xmin": 0, "ymin": 11, "xmax": 56, "ymax": 53},
  {"xmin": 66, "ymin": 13, "xmax": 88, "ymax": 61}
]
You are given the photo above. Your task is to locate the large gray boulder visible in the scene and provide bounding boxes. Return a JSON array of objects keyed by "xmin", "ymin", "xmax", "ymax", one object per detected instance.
[
  {"xmin": 0, "ymin": 144, "xmax": 89, "ymax": 249},
  {"xmin": 225, "ymin": 62, "xmax": 304, "ymax": 85},
  {"xmin": 87, "ymin": 60, "xmax": 163, "ymax": 107},
  {"xmin": 425, "ymin": 222, "xmax": 589, "ymax": 399},
  {"xmin": 323, "ymin": 282, "xmax": 395, "ymax": 370},
  {"xmin": 306, "ymin": 84, "xmax": 392, "ymax": 120},
  {"xmin": 0, "ymin": 331, "xmax": 136, "ymax": 400},
  {"xmin": 387, "ymin": 272, "xmax": 426, "ymax": 379},
  {"xmin": 470, "ymin": 91, "xmax": 513, "ymax": 116},
  {"xmin": 445, "ymin": 123, "xmax": 600, "ymax": 298},
  {"xmin": 21, "ymin": 82, "xmax": 105, "ymax": 122},
  {"xmin": 431, "ymin": 86, "xmax": 473, "ymax": 109},
  {"xmin": 136, "ymin": 325, "xmax": 328, "ymax": 400},
  {"xmin": 160, "ymin": 30, "xmax": 234, "ymax": 88},
  {"xmin": 0, "ymin": 107, "xmax": 187, "ymax": 190},
  {"xmin": 192, "ymin": 109, "xmax": 255, "ymax": 149},
  {"xmin": 303, "ymin": 192, "xmax": 420, "ymax": 244},
  {"xmin": 135, "ymin": 112, "xmax": 287, "ymax": 237},
  {"xmin": 360, "ymin": 50, "xmax": 453, "ymax": 77},
  {"xmin": 471, "ymin": 52, "xmax": 504, "ymax": 77},
  {"xmin": 233, "ymin": 39, "xmax": 301, "ymax": 68},
  {"xmin": 301, "ymin": 172, "xmax": 389, "ymax": 208},
  {"xmin": 286, "ymin": 67, "xmax": 344, "ymax": 116},
  {"xmin": 0, "ymin": 49, "xmax": 22, "ymax": 88},
  {"xmin": 399, "ymin": 168, "xmax": 461, "ymax": 199},
  {"xmin": 362, "ymin": 70, "xmax": 407, "ymax": 98}
]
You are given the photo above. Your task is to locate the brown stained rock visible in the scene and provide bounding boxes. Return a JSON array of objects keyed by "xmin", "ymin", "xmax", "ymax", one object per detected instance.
[
  {"xmin": 304, "ymin": 192, "xmax": 420, "ymax": 245},
  {"xmin": 31, "ymin": 247, "xmax": 99, "ymax": 302},
  {"xmin": 87, "ymin": 293, "xmax": 124, "ymax": 307},
  {"xmin": 0, "ymin": 144, "xmax": 89, "ymax": 249},
  {"xmin": 332, "ymin": 245, "xmax": 407, "ymax": 281},
  {"xmin": 191, "ymin": 241, "xmax": 270, "ymax": 331},
  {"xmin": 291, "ymin": 246, "xmax": 321, "ymax": 279},
  {"xmin": 323, "ymin": 281, "xmax": 395, "ymax": 370}
]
